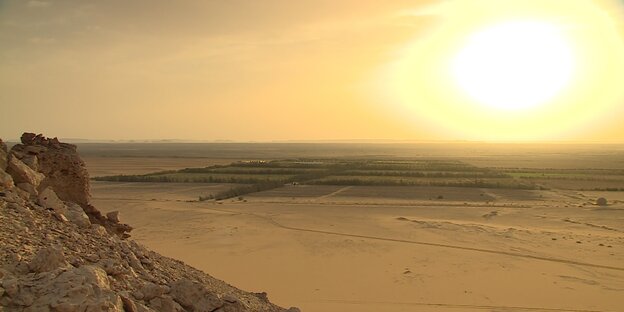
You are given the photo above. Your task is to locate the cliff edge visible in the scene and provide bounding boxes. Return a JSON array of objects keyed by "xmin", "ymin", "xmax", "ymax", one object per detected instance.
[{"xmin": 0, "ymin": 133, "xmax": 296, "ymax": 312}]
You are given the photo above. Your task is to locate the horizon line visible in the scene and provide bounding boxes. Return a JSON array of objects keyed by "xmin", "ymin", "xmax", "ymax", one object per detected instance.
[{"xmin": 4, "ymin": 137, "xmax": 624, "ymax": 145}]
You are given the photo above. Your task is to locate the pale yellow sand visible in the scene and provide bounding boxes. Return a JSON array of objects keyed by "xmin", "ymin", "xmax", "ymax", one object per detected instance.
[{"xmin": 92, "ymin": 182, "xmax": 624, "ymax": 312}]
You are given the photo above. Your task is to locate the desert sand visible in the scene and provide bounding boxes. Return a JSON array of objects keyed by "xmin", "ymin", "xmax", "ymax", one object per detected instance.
[{"xmin": 91, "ymin": 179, "xmax": 624, "ymax": 312}]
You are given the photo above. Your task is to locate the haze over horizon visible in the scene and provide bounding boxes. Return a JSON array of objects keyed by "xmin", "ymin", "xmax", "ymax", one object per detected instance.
[{"xmin": 2, "ymin": 0, "xmax": 624, "ymax": 142}]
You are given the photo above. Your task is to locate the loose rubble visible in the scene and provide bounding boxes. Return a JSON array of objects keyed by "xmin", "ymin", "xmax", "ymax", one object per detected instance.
[{"xmin": 1, "ymin": 133, "xmax": 296, "ymax": 311}]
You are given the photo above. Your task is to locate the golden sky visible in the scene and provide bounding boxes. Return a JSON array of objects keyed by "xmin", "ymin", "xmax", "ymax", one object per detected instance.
[{"xmin": 1, "ymin": 0, "xmax": 624, "ymax": 142}]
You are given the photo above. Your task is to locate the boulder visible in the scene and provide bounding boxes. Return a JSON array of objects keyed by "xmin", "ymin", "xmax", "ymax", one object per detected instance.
[
  {"xmin": 10, "ymin": 133, "xmax": 132, "ymax": 238},
  {"xmin": 16, "ymin": 183, "xmax": 37, "ymax": 196},
  {"xmin": 29, "ymin": 246, "xmax": 69, "ymax": 273},
  {"xmin": 170, "ymin": 278, "xmax": 224, "ymax": 311},
  {"xmin": 6, "ymin": 156, "xmax": 44, "ymax": 188},
  {"xmin": 32, "ymin": 265, "xmax": 124, "ymax": 311},
  {"xmin": 596, "ymin": 197, "xmax": 608, "ymax": 206},
  {"xmin": 20, "ymin": 133, "xmax": 37, "ymax": 145},
  {"xmin": 120, "ymin": 292, "xmax": 156, "ymax": 312},
  {"xmin": 20, "ymin": 154, "xmax": 39, "ymax": 171},
  {"xmin": 66, "ymin": 202, "xmax": 91, "ymax": 228},
  {"xmin": 101, "ymin": 258, "xmax": 125, "ymax": 276},
  {"xmin": 107, "ymin": 210, "xmax": 121, "ymax": 223},
  {"xmin": 141, "ymin": 282, "xmax": 167, "ymax": 301},
  {"xmin": 0, "ymin": 169, "xmax": 14, "ymax": 190},
  {"xmin": 38, "ymin": 187, "xmax": 67, "ymax": 214},
  {"xmin": 149, "ymin": 295, "xmax": 184, "ymax": 312},
  {"xmin": 12, "ymin": 133, "xmax": 90, "ymax": 207}
]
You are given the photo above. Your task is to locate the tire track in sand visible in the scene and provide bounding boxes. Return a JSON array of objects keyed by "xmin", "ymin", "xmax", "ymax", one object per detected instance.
[
  {"xmin": 204, "ymin": 207, "xmax": 624, "ymax": 272},
  {"xmin": 317, "ymin": 186, "xmax": 353, "ymax": 199},
  {"xmin": 317, "ymin": 299, "xmax": 612, "ymax": 312}
]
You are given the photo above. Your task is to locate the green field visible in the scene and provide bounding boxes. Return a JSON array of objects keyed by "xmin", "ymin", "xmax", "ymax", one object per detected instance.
[
  {"xmin": 93, "ymin": 158, "xmax": 548, "ymax": 199},
  {"xmin": 93, "ymin": 157, "xmax": 624, "ymax": 199}
]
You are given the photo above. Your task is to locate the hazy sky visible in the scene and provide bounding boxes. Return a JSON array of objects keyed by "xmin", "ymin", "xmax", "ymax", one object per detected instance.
[{"xmin": 2, "ymin": 0, "xmax": 624, "ymax": 142}]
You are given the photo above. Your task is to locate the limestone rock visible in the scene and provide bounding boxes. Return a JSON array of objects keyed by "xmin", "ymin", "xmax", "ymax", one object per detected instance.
[
  {"xmin": 141, "ymin": 282, "xmax": 167, "ymax": 301},
  {"xmin": 38, "ymin": 187, "xmax": 67, "ymax": 214},
  {"xmin": 16, "ymin": 183, "xmax": 37, "ymax": 196},
  {"xmin": 0, "ymin": 169, "xmax": 14, "ymax": 190},
  {"xmin": 31, "ymin": 265, "xmax": 124, "ymax": 311},
  {"xmin": 20, "ymin": 132, "xmax": 37, "ymax": 145},
  {"xmin": 170, "ymin": 278, "xmax": 224, "ymax": 311},
  {"xmin": 13, "ymin": 133, "xmax": 90, "ymax": 207},
  {"xmin": 10, "ymin": 133, "xmax": 133, "ymax": 238},
  {"xmin": 6, "ymin": 156, "xmax": 44, "ymax": 188},
  {"xmin": 29, "ymin": 246, "xmax": 69, "ymax": 273},
  {"xmin": 0, "ymin": 134, "xmax": 287, "ymax": 312},
  {"xmin": 120, "ymin": 292, "xmax": 155, "ymax": 312},
  {"xmin": 20, "ymin": 154, "xmax": 39, "ymax": 172},
  {"xmin": 66, "ymin": 202, "xmax": 91, "ymax": 228},
  {"xmin": 149, "ymin": 295, "xmax": 184, "ymax": 312},
  {"xmin": 107, "ymin": 210, "xmax": 121, "ymax": 223}
]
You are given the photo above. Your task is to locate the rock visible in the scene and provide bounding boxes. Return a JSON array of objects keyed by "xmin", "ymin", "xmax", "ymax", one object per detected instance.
[
  {"xmin": 34, "ymin": 265, "xmax": 124, "ymax": 311},
  {"xmin": 170, "ymin": 278, "xmax": 224, "ymax": 311},
  {"xmin": 101, "ymin": 258, "xmax": 124, "ymax": 276},
  {"xmin": 222, "ymin": 294, "xmax": 239, "ymax": 303},
  {"xmin": 254, "ymin": 292, "xmax": 269, "ymax": 301},
  {"xmin": 120, "ymin": 292, "xmax": 138, "ymax": 312},
  {"xmin": 126, "ymin": 250, "xmax": 146, "ymax": 272},
  {"xmin": 54, "ymin": 212, "xmax": 69, "ymax": 222},
  {"xmin": 9, "ymin": 134, "xmax": 131, "ymax": 237},
  {"xmin": 16, "ymin": 183, "xmax": 37, "ymax": 196},
  {"xmin": 0, "ymin": 169, "xmax": 14, "ymax": 190},
  {"xmin": 13, "ymin": 186, "xmax": 31, "ymax": 201},
  {"xmin": 12, "ymin": 133, "xmax": 91, "ymax": 207},
  {"xmin": 0, "ymin": 138, "xmax": 7, "ymax": 171},
  {"xmin": 20, "ymin": 154, "xmax": 39, "ymax": 172},
  {"xmin": 20, "ymin": 133, "xmax": 37, "ymax": 145},
  {"xmin": 597, "ymin": 197, "xmax": 608, "ymax": 206},
  {"xmin": 84, "ymin": 253, "xmax": 100, "ymax": 263},
  {"xmin": 149, "ymin": 295, "xmax": 184, "ymax": 312},
  {"xmin": 141, "ymin": 282, "xmax": 166, "ymax": 301},
  {"xmin": 107, "ymin": 210, "xmax": 121, "ymax": 223},
  {"xmin": 38, "ymin": 187, "xmax": 67, "ymax": 214},
  {"xmin": 0, "ymin": 138, "xmax": 6, "ymax": 152},
  {"xmin": 2, "ymin": 277, "xmax": 19, "ymax": 298},
  {"xmin": 29, "ymin": 246, "xmax": 69, "ymax": 273},
  {"xmin": 135, "ymin": 302, "xmax": 156, "ymax": 312},
  {"xmin": 0, "ymin": 134, "xmax": 286, "ymax": 312},
  {"xmin": 91, "ymin": 224, "xmax": 107, "ymax": 235},
  {"xmin": 66, "ymin": 202, "xmax": 91, "ymax": 228},
  {"xmin": 6, "ymin": 155, "xmax": 44, "ymax": 188}
]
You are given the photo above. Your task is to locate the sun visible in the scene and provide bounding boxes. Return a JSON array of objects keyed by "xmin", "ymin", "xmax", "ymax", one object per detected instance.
[
  {"xmin": 375, "ymin": 0, "xmax": 624, "ymax": 141},
  {"xmin": 451, "ymin": 20, "xmax": 575, "ymax": 111}
]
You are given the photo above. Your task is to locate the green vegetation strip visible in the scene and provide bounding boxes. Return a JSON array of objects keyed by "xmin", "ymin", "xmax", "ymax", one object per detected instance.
[{"xmin": 93, "ymin": 158, "xmax": 545, "ymax": 199}]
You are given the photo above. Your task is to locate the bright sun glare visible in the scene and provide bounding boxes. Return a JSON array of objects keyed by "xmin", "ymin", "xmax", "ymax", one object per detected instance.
[
  {"xmin": 378, "ymin": 0, "xmax": 624, "ymax": 141},
  {"xmin": 451, "ymin": 21, "xmax": 575, "ymax": 110}
]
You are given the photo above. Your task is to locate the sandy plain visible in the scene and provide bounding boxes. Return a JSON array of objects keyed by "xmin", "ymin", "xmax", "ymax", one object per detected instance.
[{"xmin": 84, "ymin": 145, "xmax": 624, "ymax": 312}]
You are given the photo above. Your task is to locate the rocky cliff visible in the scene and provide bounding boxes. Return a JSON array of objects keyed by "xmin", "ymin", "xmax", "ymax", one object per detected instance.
[{"xmin": 0, "ymin": 133, "xmax": 296, "ymax": 312}]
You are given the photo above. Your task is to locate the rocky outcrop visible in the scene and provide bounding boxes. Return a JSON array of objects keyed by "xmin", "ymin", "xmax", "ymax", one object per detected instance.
[
  {"xmin": 0, "ymin": 138, "xmax": 8, "ymax": 171},
  {"xmin": 9, "ymin": 133, "xmax": 132, "ymax": 237},
  {"xmin": 6, "ymin": 156, "xmax": 45, "ymax": 188},
  {"xmin": 0, "ymin": 133, "xmax": 294, "ymax": 312}
]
